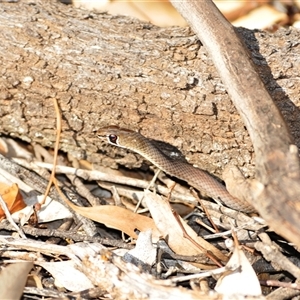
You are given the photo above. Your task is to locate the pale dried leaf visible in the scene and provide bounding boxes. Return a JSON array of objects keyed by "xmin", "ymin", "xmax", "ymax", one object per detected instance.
[
  {"xmin": 123, "ymin": 230, "xmax": 156, "ymax": 266},
  {"xmin": 12, "ymin": 195, "xmax": 72, "ymax": 225},
  {"xmin": 215, "ymin": 246, "xmax": 262, "ymax": 296},
  {"xmin": 38, "ymin": 261, "xmax": 94, "ymax": 292}
]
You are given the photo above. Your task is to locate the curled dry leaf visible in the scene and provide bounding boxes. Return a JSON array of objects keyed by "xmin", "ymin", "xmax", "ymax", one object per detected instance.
[
  {"xmin": 143, "ymin": 190, "xmax": 228, "ymax": 265},
  {"xmin": 0, "ymin": 183, "xmax": 27, "ymax": 219}
]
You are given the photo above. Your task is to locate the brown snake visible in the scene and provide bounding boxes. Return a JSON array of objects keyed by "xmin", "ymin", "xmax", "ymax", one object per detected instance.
[{"xmin": 97, "ymin": 126, "xmax": 254, "ymax": 213}]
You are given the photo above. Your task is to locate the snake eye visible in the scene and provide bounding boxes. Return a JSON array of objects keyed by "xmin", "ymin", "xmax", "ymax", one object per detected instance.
[{"xmin": 108, "ymin": 134, "xmax": 118, "ymax": 144}]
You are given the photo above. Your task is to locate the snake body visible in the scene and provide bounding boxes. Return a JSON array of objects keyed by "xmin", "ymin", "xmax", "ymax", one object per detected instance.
[{"xmin": 97, "ymin": 126, "xmax": 254, "ymax": 213}]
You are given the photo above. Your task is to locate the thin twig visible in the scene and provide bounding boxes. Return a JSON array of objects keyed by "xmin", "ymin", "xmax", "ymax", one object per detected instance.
[
  {"xmin": 134, "ymin": 169, "xmax": 161, "ymax": 213},
  {"xmin": 0, "ymin": 195, "xmax": 26, "ymax": 239},
  {"xmin": 40, "ymin": 98, "xmax": 61, "ymax": 205},
  {"xmin": 171, "ymin": 266, "xmax": 227, "ymax": 283},
  {"xmin": 172, "ymin": 210, "xmax": 223, "ymax": 267},
  {"xmin": 192, "ymin": 189, "xmax": 219, "ymax": 233}
]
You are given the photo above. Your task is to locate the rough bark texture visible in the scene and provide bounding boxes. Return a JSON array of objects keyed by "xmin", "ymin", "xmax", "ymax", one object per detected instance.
[{"xmin": 1, "ymin": 0, "xmax": 300, "ymax": 181}]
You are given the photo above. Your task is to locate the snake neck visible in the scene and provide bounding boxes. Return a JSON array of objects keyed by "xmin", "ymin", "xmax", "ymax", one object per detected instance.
[{"xmin": 125, "ymin": 135, "xmax": 222, "ymax": 193}]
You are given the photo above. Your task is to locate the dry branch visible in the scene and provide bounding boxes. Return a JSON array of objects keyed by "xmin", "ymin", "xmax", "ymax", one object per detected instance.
[{"xmin": 170, "ymin": 0, "xmax": 300, "ymax": 247}]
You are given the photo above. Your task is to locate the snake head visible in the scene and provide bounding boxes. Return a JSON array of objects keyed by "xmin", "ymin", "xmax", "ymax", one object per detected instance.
[{"xmin": 96, "ymin": 126, "xmax": 133, "ymax": 148}]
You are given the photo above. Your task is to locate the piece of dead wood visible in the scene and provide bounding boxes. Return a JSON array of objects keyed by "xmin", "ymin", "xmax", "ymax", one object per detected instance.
[{"xmin": 170, "ymin": 0, "xmax": 300, "ymax": 248}]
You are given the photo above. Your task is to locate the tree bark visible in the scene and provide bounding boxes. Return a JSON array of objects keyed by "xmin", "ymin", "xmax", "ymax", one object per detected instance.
[{"xmin": 1, "ymin": 1, "xmax": 300, "ymax": 208}]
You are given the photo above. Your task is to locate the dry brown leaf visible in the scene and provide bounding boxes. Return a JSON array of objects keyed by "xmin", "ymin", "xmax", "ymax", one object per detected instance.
[
  {"xmin": 0, "ymin": 183, "xmax": 27, "ymax": 219},
  {"xmin": 0, "ymin": 138, "xmax": 8, "ymax": 155},
  {"xmin": 64, "ymin": 198, "xmax": 160, "ymax": 239},
  {"xmin": 0, "ymin": 262, "xmax": 33, "ymax": 299},
  {"xmin": 232, "ymin": 4, "xmax": 287, "ymax": 29}
]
